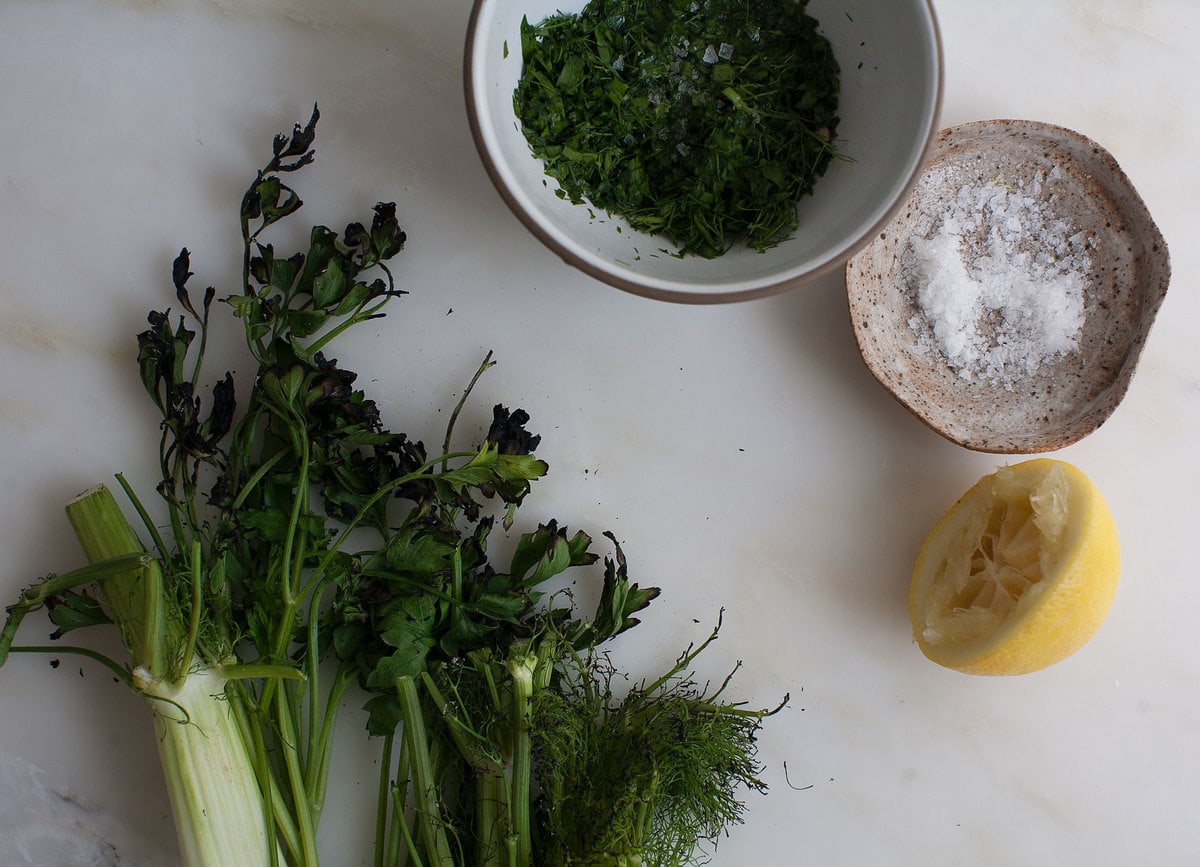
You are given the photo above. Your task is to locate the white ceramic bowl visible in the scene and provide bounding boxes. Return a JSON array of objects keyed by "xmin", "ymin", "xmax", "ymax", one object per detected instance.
[{"xmin": 464, "ymin": 0, "xmax": 943, "ymax": 303}]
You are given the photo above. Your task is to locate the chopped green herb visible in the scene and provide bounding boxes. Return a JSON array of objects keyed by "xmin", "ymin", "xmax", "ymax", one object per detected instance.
[{"xmin": 514, "ymin": 0, "xmax": 842, "ymax": 258}]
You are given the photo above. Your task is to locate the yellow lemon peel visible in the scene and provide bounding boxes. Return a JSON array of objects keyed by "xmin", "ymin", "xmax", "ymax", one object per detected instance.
[{"xmin": 909, "ymin": 459, "xmax": 1120, "ymax": 676}]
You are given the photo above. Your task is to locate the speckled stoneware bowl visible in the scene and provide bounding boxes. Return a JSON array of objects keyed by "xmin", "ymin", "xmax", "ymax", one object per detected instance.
[{"xmin": 846, "ymin": 119, "xmax": 1170, "ymax": 453}]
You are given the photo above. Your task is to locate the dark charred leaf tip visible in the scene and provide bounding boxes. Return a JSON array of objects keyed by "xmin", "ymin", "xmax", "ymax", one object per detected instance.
[
  {"xmin": 172, "ymin": 248, "xmax": 192, "ymax": 286},
  {"xmin": 171, "ymin": 249, "xmax": 202, "ymax": 318},
  {"xmin": 602, "ymin": 530, "xmax": 627, "ymax": 567}
]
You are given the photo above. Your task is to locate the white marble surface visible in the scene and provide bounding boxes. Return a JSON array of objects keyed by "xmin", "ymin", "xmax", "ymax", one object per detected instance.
[{"xmin": 0, "ymin": 1, "xmax": 1197, "ymax": 864}]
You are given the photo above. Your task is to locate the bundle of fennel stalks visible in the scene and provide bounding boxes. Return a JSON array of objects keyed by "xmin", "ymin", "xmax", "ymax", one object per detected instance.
[{"xmin": 0, "ymin": 109, "xmax": 784, "ymax": 867}]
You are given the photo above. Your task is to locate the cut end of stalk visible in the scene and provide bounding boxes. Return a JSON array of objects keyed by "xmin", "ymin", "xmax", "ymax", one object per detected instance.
[
  {"xmin": 66, "ymin": 485, "xmax": 145, "ymax": 558},
  {"xmin": 64, "ymin": 483, "xmax": 174, "ymax": 677},
  {"xmin": 69, "ymin": 484, "xmax": 112, "ymax": 507}
]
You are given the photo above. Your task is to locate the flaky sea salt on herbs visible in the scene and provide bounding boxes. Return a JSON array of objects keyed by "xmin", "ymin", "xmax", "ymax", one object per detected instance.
[{"xmin": 906, "ymin": 173, "xmax": 1092, "ymax": 388}]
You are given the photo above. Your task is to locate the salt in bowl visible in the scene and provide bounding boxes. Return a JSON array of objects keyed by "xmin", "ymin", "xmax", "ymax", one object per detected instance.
[{"xmin": 846, "ymin": 119, "xmax": 1170, "ymax": 453}]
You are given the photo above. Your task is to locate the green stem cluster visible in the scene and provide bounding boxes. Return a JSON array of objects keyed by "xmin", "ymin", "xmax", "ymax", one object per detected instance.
[{"xmin": 0, "ymin": 108, "xmax": 785, "ymax": 867}]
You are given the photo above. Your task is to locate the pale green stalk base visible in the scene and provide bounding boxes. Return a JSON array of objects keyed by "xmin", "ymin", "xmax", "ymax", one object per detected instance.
[
  {"xmin": 66, "ymin": 486, "xmax": 283, "ymax": 867},
  {"xmin": 137, "ymin": 665, "xmax": 283, "ymax": 867}
]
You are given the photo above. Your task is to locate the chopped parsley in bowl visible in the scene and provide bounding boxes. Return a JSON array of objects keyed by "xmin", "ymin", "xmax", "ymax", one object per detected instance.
[
  {"xmin": 513, "ymin": 0, "xmax": 842, "ymax": 260},
  {"xmin": 465, "ymin": 0, "xmax": 943, "ymax": 303}
]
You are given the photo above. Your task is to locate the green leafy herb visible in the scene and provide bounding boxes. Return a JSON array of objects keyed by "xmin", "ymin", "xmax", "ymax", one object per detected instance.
[
  {"xmin": 514, "ymin": 0, "xmax": 842, "ymax": 258},
  {"xmin": 1, "ymin": 106, "xmax": 786, "ymax": 867},
  {"xmin": 534, "ymin": 613, "xmax": 785, "ymax": 864},
  {"xmin": 342, "ymin": 524, "xmax": 785, "ymax": 867},
  {"xmin": 0, "ymin": 106, "xmax": 548, "ymax": 867}
]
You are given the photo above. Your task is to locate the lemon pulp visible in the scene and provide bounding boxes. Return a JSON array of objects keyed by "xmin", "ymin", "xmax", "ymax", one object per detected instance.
[{"xmin": 909, "ymin": 459, "xmax": 1119, "ymax": 675}]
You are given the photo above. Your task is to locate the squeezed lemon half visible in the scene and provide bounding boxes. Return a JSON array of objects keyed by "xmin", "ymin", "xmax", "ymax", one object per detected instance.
[{"xmin": 909, "ymin": 459, "xmax": 1120, "ymax": 675}]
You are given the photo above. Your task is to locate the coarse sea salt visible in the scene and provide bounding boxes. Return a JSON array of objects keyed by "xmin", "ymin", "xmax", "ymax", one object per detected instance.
[{"xmin": 906, "ymin": 172, "xmax": 1092, "ymax": 388}]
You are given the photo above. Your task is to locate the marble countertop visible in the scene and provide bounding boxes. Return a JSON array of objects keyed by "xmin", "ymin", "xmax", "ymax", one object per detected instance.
[{"xmin": 1, "ymin": 1, "xmax": 1197, "ymax": 864}]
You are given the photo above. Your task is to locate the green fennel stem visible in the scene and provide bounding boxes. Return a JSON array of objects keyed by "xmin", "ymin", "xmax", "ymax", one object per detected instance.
[
  {"xmin": 475, "ymin": 767, "xmax": 506, "ymax": 866},
  {"xmin": 144, "ymin": 668, "xmax": 282, "ymax": 867},
  {"xmin": 395, "ymin": 675, "xmax": 455, "ymax": 866},
  {"xmin": 6, "ymin": 644, "xmax": 133, "ymax": 683},
  {"xmin": 65, "ymin": 486, "xmax": 280, "ymax": 867},
  {"xmin": 374, "ymin": 730, "xmax": 396, "ymax": 867},
  {"xmin": 390, "ymin": 735, "xmax": 418, "ymax": 867},
  {"xmin": 228, "ymin": 681, "xmax": 305, "ymax": 863},
  {"xmin": 275, "ymin": 682, "xmax": 322, "ymax": 866},
  {"xmin": 506, "ymin": 653, "xmax": 537, "ymax": 867},
  {"xmin": 0, "ymin": 554, "xmax": 147, "ymax": 667},
  {"xmin": 308, "ymin": 664, "xmax": 355, "ymax": 820},
  {"xmin": 417, "ymin": 670, "xmax": 510, "ymax": 865},
  {"xmin": 66, "ymin": 485, "xmax": 170, "ymax": 678}
]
